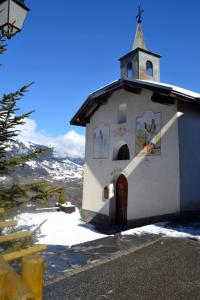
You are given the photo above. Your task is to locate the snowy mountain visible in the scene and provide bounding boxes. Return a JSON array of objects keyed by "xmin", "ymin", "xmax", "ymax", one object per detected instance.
[{"xmin": 4, "ymin": 140, "xmax": 84, "ymax": 184}]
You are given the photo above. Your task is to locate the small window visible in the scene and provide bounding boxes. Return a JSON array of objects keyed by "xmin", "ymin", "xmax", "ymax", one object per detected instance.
[
  {"xmin": 104, "ymin": 186, "xmax": 109, "ymax": 200},
  {"xmin": 118, "ymin": 103, "xmax": 127, "ymax": 124},
  {"xmin": 114, "ymin": 144, "xmax": 130, "ymax": 161},
  {"xmin": 127, "ymin": 62, "xmax": 133, "ymax": 78},
  {"xmin": 146, "ymin": 61, "xmax": 153, "ymax": 77}
]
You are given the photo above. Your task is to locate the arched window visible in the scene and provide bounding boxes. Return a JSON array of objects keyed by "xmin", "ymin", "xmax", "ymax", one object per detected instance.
[
  {"xmin": 113, "ymin": 144, "xmax": 130, "ymax": 161},
  {"xmin": 146, "ymin": 61, "xmax": 153, "ymax": 77},
  {"xmin": 118, "ymin": 103, "xmax": 127, "ymax": 124},
  {"xmin": 127, "ymin": 62, "xmax": 133, "ymax": 78}
]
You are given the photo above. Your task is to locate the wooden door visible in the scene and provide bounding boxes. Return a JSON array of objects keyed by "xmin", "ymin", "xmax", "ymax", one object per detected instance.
[{"xmin": 116, "ymin": 174, "xmax": 128, "ymax": 226}]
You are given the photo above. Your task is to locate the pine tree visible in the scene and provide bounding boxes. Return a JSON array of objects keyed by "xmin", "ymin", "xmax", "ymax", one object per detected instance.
[
  {"xmin": 0, "ymin": 33, "xmax": 68, "ymax": 210},
  {"xmin": 0, "ymin": 33, "xmax": 45, "ymax": 173}
]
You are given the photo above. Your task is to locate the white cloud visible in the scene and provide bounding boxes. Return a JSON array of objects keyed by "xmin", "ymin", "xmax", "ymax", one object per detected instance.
[{"xmin": 17, "ymin": 119, "xmax": 85, "ymax": 158}]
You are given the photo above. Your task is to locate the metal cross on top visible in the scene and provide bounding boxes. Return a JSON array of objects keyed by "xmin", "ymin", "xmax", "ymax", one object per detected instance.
[{"xmin": 136, "ymin": 5, "xmax": 144, "ymax": 23}]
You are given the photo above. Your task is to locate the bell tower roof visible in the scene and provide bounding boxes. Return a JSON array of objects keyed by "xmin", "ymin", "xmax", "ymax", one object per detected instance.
[
  {"xmin": 119, "ymin": 6, "xmax": 161, "ymax": 83},
  {"xmin": 133, "ymin": 6, "xmax": 147, "ymax": 50},
  {"xmin": 133, "ymin": 23, "xmax": 147, "ymax": 50}
]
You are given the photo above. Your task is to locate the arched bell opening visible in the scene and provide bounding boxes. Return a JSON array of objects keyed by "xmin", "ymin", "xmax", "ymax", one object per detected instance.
[
  {"xmin": 127, "ymin": 62, "xmax": 133, "ymax": 78},
  {"xmin": 146, "ymin": 60, "xmax": 153, "ymax": 77}
]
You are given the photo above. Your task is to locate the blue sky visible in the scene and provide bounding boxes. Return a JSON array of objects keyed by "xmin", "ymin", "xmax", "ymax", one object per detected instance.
[{"xmin": 1, "ymin": 0, "xmax": 200, "ymax": 156}]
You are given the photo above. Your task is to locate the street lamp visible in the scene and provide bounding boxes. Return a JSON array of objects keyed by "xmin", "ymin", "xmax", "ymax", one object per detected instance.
[{"xmin": 0, "ymin": 0, "xmax": 29, "ymax": 38}]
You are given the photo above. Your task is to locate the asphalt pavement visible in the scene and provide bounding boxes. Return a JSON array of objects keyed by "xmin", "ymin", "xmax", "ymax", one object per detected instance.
[{"xmin": 44, "ymin": 237, "xmax": 200, "ymax": 300}]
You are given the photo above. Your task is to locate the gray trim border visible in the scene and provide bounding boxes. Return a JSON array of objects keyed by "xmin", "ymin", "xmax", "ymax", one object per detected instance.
[
  {"xmin": 81, "ymin": 209, "xmax": 180, "ymax": 231},
  {"xmin": 81, "ymin": 209, "xmax": 200, "ymax": 233},
  {"xmin": 81, "ymin": 209, "xmax": 111, "ymax": 227}
]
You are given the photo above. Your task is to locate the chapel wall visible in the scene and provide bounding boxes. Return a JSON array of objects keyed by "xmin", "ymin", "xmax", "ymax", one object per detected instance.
[{"xmin": 82, "ymin": 89, "xmax": 180, "ymax": 222}]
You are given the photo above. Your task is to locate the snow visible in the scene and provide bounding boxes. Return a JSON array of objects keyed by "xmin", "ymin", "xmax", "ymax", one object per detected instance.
[
  {"xmin": 37, "ymin": 159, "xmax": 83, "ymax": 181},
  {"xmin": 63, "ymin": 159, "xmax": 81, "ymax": 167},
  {"xmin": 122, "ymin": 222, "xmax": 200, "ymax": 240},
  {"xmin": 61, "ymin": 203, "xmax": 75, "ymax": 208},
  {"xmin": 13, "ymin": 208, "xmax": 200, "ymax": 248},
  {"xmin": 90, "ymin": 80, "xmax": 119, "ymax": 96},
  {"xmin": 36, "ymin": 207, "xmax": 58, "ymax": 211},
  {"xmin": 20, "ymin": 140, "xmax": 32, "ymax": 149},
  {"xmin": 92, "ymin": 79, "xmax": 200, "ymax": 101},
  {"xmin": 5, "ymin": 140, "xmax": 83, "ymax": 182},
  {"xmin": 26, "ymin": 161, "xmax": 38, "ymax": 169},
  {"xmin": 140, "ymin": 79, "xmax": 200, "ymax": 98},
  {"xmin": 20, "ymin": 157, "xmax": 83, "ymax": 181},
  {"xmin": 26, "ymin": 203, "xmax": 34, "ymax": 208},
  {"xmin": 60, "ymin": 202, "xmax": 75, "ymax": 208},
  {"xmin": 14, "ymin": 209, "xmax": 107, "ymax": 247},
  {"xmin": 0, "ymin": 176, "xmax": 8, "ymax": 182}
]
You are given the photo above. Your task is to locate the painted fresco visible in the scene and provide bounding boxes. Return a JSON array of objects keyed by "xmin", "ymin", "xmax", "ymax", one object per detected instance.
[
  {"xmin": 93, "ymin": 123, "xmax": 110, "ymax": 158},
  {"xmin": 135, "ymin": 110, "xmax": 161, "ymax": 156}
]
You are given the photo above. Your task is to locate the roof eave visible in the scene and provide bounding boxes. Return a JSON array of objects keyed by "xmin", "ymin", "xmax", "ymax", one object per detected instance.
[
  {"xmin": 119, "ymin": 48, "xmax": 162, "ymax": 61},
  {"xmin": 70, "ymin": 79, "xmax": 172, "ymax": 127},
  {"xmin": 171, "ymin": 90, "xmax": 199, "ymax": 102},
  {"xmin": 70, "ymin": 79, "xmax": 200, "ymax": 127}
]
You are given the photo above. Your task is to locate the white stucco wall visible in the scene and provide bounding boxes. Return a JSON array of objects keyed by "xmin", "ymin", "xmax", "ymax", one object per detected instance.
[{"xmin": 82, "ymin": 88, "xmax": 180, "ymax": 221}]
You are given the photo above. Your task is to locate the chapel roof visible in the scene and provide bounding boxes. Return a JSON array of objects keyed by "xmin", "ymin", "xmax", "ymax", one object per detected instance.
[
  {"xmin": 0, "ymin": 0, "xmax": 29, "ymax": 10},
  {"xmin": 70, "ymin": 79, "xmax": 200, "ymax": 127}
]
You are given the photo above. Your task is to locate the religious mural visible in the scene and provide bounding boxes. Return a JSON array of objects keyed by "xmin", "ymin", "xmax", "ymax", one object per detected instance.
[
  {"xmin": 135, "ymin": 110, "xmax": 161, "ymax": 156},
  {"xmin": 93, "ymin": 123, "xmax": 110, "ymax": 159}
]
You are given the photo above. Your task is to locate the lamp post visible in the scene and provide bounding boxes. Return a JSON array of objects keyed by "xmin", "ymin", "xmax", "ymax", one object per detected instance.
[{"xmin": 0, "ymin": 0, "xmax": 29, "ymax": 38}]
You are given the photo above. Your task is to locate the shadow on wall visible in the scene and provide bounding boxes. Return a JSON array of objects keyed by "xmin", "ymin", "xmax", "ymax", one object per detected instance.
[{"xmin": 178, "ymin": 101, "xmax": 200, "ymax": 213}]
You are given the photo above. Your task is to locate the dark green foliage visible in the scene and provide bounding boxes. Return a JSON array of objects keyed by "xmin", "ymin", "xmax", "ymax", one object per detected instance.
[
  {"xmin": 0, "ymin": 184, "xmax": 28, "ymax": 208},
  {"xmin": 27, "ymin": 181, "xmax": 66, "ymax": 202},
  {"xmin": 2, "ymin": 147, "xmax": 46, "ymax": 171},
  {"xmin": 0, "ymin": 181, "xmax": 68, "ymax": 256},
  {"xmin": 0, "ymin": 83, "xmax": 33, "ymax": 157},
  {"xmin": 0, "ymin": 32, "xmax": 55, "ymax": 208},
  {"xmin": 0, "ymin": 83, "xmax": 46, "ymax": 172},
  {"xmin": 0, "ymin": 181, "xmax": 67, "ymax": 208},
  {"xmin": 0, "ymin": 34, "xmax": 6, "ymax": 56},
  {"xmin": 58, "ymin": 190, "xmax": 67, "ymax": 205}
]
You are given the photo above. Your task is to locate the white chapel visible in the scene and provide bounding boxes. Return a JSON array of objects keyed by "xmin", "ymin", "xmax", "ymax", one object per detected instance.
[{"xmin": 70, "ymin": 9, "xmax": 200, "ymax": 228}]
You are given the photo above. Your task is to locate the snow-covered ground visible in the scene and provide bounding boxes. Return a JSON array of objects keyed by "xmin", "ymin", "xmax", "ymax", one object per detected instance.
[
  {"xmin": 122, "ymin": 222, "xmax": 200, "ymax": 240},
  {"xmin": 14, "ymin": 209, "xmax": 107, "ymax": 247},
  {"xmin": 12, "ymin": 209, "xmax": 200, "ymax": 248}
]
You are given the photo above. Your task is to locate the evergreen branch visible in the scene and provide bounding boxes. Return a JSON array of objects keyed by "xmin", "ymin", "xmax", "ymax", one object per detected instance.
[
  {"xmin": 0, "ymin": 32, "xmax": 7, "ymax": 56},
  {"xmin": 0, "ymin": 29, "xmax": 43, "ymax": 178},
  {"xmin": 0, "ymin": 148, "xmax": 47, "ymax": 171}
]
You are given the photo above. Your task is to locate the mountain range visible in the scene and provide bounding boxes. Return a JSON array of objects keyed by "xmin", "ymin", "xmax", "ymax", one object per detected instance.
[{"xmin": 2, "ymin": 140, "xmax": 84, "ymax": 185}]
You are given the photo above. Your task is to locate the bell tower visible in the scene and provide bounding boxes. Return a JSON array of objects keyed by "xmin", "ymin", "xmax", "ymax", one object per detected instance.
[{"xmin": 119, "ymin": 6, "xmax": 161, "ymax": 82}]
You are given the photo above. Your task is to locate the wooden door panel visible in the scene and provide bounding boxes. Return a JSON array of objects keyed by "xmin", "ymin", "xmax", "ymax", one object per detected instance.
[{"xmin": 116, "ymin": 175, "xmax": 128, "ymax": 226}]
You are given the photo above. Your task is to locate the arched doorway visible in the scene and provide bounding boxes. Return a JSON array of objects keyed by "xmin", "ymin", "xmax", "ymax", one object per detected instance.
[{"xmin": 116, "ymin": 174, "xmax": 128, "ymax": 226}]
